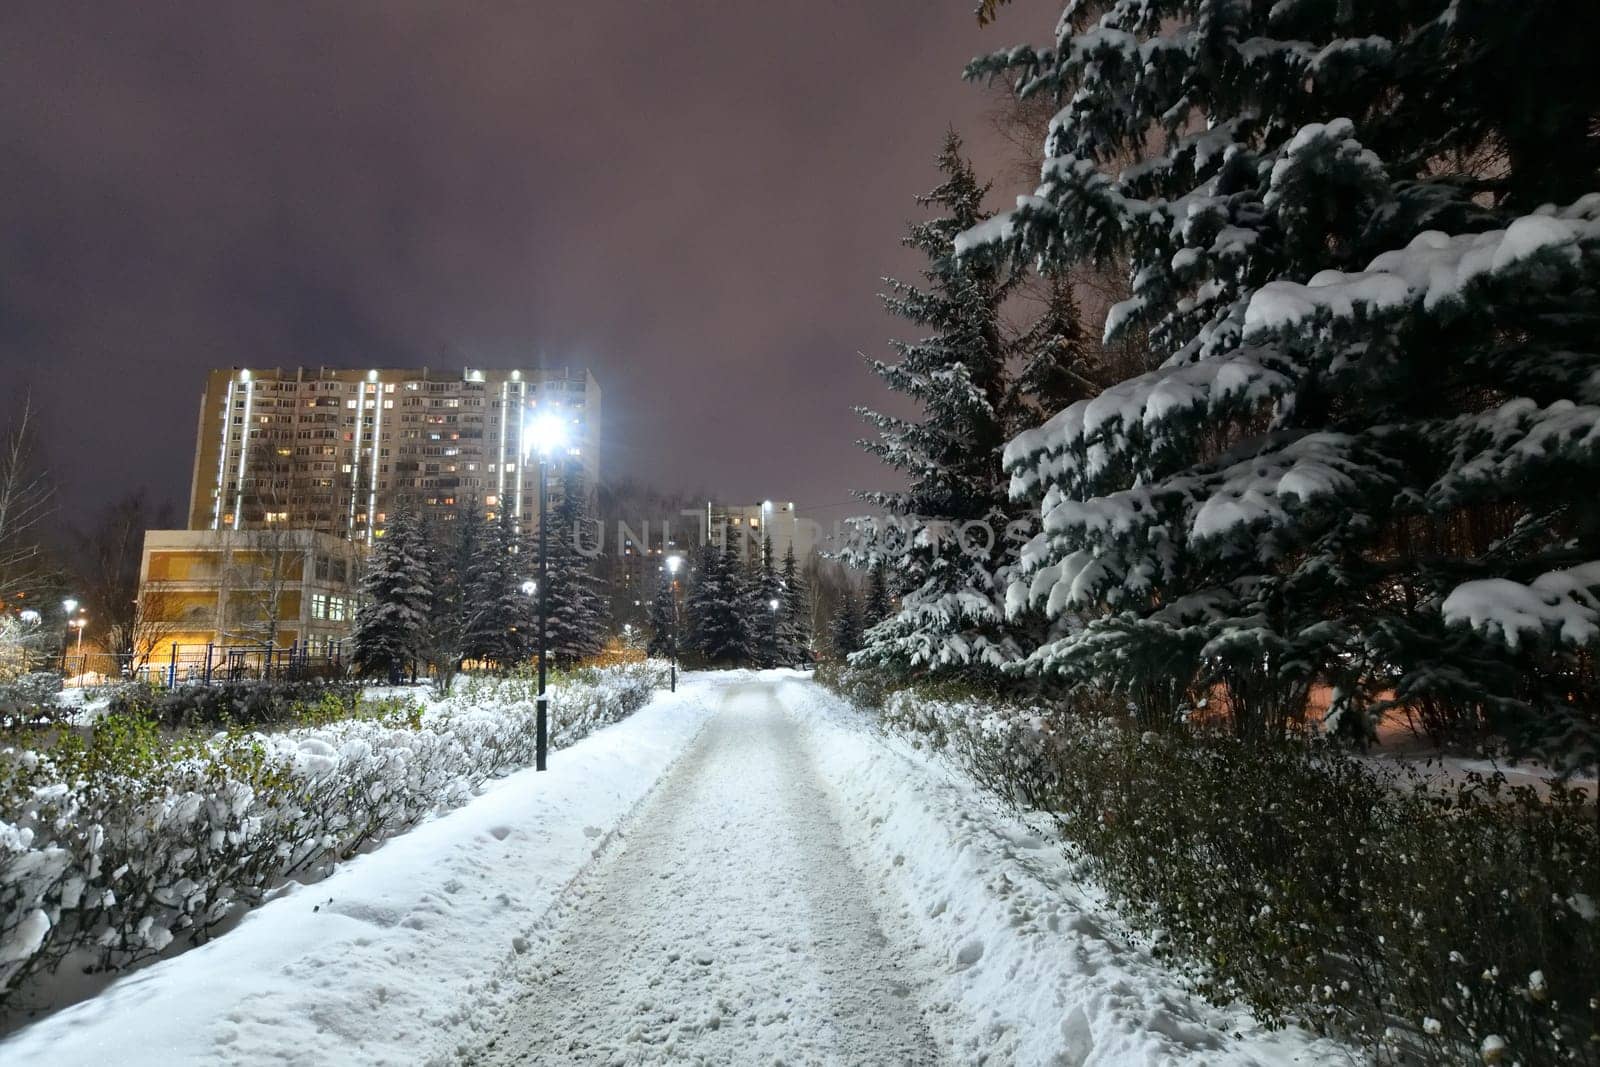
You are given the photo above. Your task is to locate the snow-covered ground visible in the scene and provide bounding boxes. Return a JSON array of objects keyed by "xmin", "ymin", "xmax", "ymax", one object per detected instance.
[
  {"xmin": 780, "ymin": 678, "xmax": 1351, "ymax": 1067},
  {"xmin": 0, "ymin": 674, "xmax": 730, "ymax": 1066},
  {"xmin": 453, "ymin": 679, "xmax": 937, "ymax": 1065},
  {"xmin": 3, "ymin": 673, "xmax": 1356, "ymax": 1066}
]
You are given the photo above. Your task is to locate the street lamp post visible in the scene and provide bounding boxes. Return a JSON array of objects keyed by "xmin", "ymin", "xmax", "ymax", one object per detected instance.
[
  {"xmin": 61, "ymin": 598, "xmax": 78, "ymax": 673},
  {"xmin": 526, "ymin": 413, "xmax": 569, "ymax": 772},
  {"xmin": 665, "ymin": 554, "xmax": 683, "ymax": 692}
]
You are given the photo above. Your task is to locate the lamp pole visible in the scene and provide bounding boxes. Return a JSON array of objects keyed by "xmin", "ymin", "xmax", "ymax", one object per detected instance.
[
  {"xmin": 525, "ymin": 410, "xmax": 569, "ymax": 773},
  {"xmin": 665, "ymin": 554, "xmax": 682, "ymax": 692},
  {"xmin": 61, "ymin": 598, "xmax": 78, "ymax": 673},
  {"xmin": 536, "ymin": 452, "xmax": 550, "ymax": 771}
]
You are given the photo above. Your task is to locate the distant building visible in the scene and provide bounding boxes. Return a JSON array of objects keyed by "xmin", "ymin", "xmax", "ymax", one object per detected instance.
[
  {"xmin": 136, "ymin": 529, "xmax": 365, "ymax": 666},
  {"xmin": 186, "ymin": 365, "xmax": 600, "ymax": 542},
  {"xmin": 705, "ymin": 500, "xmax": 814, "ymax": 563}
]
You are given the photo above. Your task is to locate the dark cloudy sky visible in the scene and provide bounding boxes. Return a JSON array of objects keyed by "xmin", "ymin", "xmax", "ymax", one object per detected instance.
[{"xmin": 0, "ymin": 0, "xmax": 1058, "ymax": 528}]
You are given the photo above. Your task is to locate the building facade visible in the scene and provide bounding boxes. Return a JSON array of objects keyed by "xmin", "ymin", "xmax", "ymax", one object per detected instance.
[
  {"xmin": 136, "ymin": 529, "xmax": 366, "ymax": 667},
  {"xmin": 705, "ymin": 501, "xmax": 814, "ymax": 563},
  {"xmin": 186, "ymin": 365, "xmax": 600, "ymax": 542}
]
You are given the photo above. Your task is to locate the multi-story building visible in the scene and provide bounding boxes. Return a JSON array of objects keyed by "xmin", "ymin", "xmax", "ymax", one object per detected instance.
[
  {"xmin": 704, "ymin": 501, "xmax": 814, "ymax": 563},
  {"xmin": 136, "ymin": 529, "xmax": 366, "ymax": 667},
  {"xmin": 186, "ymin": 365, "xmax": 600, "ymax": 542}
]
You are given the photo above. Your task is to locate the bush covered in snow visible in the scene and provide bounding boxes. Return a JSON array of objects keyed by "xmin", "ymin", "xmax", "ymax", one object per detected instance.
[
  {"xmin": 0, "ymin": 674, "xmax": 64, "ymax": 729},
  {"xmin": 109, "ymin": 679, "xmax": 366, "ymax": 731},
  {"xmin": 0, "ymin": 660, "xmax": 667, "ymax": 1004},
  {"xmin": 818, "ymin": 665, "xmax": 1600, "ymax": 1066}
]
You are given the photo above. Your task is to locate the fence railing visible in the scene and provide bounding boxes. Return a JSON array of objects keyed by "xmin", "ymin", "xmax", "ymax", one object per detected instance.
[{"xmin": 62, "ymin": 642, "xmax": 349, "ymax": 690}]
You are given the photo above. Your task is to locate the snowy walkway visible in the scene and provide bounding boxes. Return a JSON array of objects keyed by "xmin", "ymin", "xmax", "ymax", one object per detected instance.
[
  {"xmin": 3, "ymin": 674, "xmax": 1350, "ymax": 1066},
  {"xmin": 461, "ymin": 682, "xmax": 937, "ymax": 1065}
]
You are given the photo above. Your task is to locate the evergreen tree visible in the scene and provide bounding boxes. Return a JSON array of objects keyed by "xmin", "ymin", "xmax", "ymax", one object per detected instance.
[
  {"xmin": 973, "ymin": 2, "xmax": 1600, "ymax": 759},
  {"xmin": 1006, "ymin": 276, "xmax": 1099, "ymax": 433},
  {"xmin": 423, "ymin": 505, "xmax": 476, "ymax": 694},
  {"xmin": 862, "ymin": 562, "xmax": 891, "ymax": 629},
  {"xmin": 646, "ymin": 569, "xmax": 678, "ymax": 660},
  {"xmin": 843, "ymin": 133, "xmax": 1025, "ymax": 675},
  {"xmin": 683, "ymin": 541, "xmax": 752, "ymax": 666},
  {"xmin": 777, "ymin": 544, "xmax": 813, "ymax": 666},
  {"xmin": 464, "ymin": 507, "xmax": 530, "ymax": 670},
  {"xmin": 539, "ymin": 463, "xmax": 609, "ymax": 668},
  {"xmin": 748, "ymin": 534, "xmax": 785, "ymax": 667},
  {"xmin": 829, "ymin": 586, "xmax": 863, "ymax": 660},
  {"xmin": 352, "ymin": 509, "xmax": 432, "ymax": 681}
]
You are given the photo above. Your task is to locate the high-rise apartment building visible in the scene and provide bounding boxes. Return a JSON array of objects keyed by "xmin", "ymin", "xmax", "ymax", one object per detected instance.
[
  {"xmin": 186, "ymin": 366, "xmax": 600, "ymax": 541},
  {"xmin": 705, "ymin": 501, "xmax": 814, "ymax": 562}
]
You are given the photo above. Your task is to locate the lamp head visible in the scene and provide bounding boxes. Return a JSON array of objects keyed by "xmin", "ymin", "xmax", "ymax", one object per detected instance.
[{"xmin": 527, "ymin": 413, "xmax": 570, "ymax": 457}]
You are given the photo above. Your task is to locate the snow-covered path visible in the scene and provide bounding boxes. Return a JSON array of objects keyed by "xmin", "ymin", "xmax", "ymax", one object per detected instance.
[
  {"xmin": 3, "ymin": 673, "xmax": 1350, "ymax": 1067},
  {"xmin": 461, "ymin": 682, "xmax": 938, "ymax": 1065}
]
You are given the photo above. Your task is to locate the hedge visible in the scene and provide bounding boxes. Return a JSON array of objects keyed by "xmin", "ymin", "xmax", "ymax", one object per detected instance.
[
  {"xmin": 0, "ymin": 660, "xmax": 667, "ymax": 1004},
  {"xmin": 816, "ymin": 663, "xmax": 1600, "ymax": 1067}
]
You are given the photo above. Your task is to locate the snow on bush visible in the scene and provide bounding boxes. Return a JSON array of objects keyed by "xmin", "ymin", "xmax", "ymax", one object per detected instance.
[
  {"xmin": 0, "ymin": 660, "xmax": 667, "ymax": 1002},
  {"xmin": 816, "ymin": 664, "xmax": 1600, "ymax": 1067}
]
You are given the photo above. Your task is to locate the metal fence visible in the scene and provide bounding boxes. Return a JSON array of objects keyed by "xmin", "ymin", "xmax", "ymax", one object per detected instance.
[{"xmin": 62, "ymin": 642, "xmax": 350, "ymax": 690}]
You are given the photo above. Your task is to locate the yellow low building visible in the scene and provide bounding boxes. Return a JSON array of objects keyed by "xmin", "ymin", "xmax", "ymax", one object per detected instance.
[{"xmin": 136, "ymin": 529, "xmax": 366, "ymax": 678}]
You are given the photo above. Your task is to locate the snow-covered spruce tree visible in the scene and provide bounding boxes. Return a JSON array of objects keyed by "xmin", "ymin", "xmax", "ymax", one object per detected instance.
[
  {"xmin": 422, "ymin": 505, "xmax": 475, "ymax": 693},
  {"xmin": 830, "ymin": 587, "xmax": 864, "ymax": 660},
  {"xmin": 748, "ymin": 534, "xmax": 785, "ymax": 667},
  {"xmin": 862, "ymin": 561, "xmax": 891, "ymax": 630},
  {"xmin": 464, "ymin": 507, "xmax": 531, "ymax": 671},
  {"xmin": 968, "ymin": 1, "xmax": 1600, "ymax": 756},
  {"xmin": 352, "ymin": 509, "xmax": 431, "ymax": 681},
  {"xmin": 646, "ymin": 571, "xmax": 678, "ymax": 659},
  {"xmin": 844, "ymin": 132, "xmax": 1025, "ymax": 675},
  {"xmin": 683, "ymin": 542, "xmax": 752, "ymax": 666},
  {"xmin": 538, "ymin": 463, "xmax": 609, "ymax": 668},
  {"xmin": 778, "ymin": 544, "xmax": 813, "ymax": 665}
]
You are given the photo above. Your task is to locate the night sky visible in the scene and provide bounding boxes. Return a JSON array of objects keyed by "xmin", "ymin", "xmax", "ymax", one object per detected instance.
[{"xmin": 0, "ymin": 1, "xmax": 1057, "ymax": 528}]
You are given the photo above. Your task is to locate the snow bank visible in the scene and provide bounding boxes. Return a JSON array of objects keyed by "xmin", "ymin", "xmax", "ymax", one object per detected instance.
[
  {"xmin": 0, "ymin": 674, "xmax": 729, "ymax": 1066},
  {"xmin": 778, "ymin": 679, "xmax": 1345, "ymax": 1067}
]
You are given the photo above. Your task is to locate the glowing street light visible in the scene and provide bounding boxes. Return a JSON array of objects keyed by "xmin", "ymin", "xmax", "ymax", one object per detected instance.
[
  {"xmin": 520, "ymin": 579, "xmax": 537, "ymax": 596},
  {"xmin": 528, "ymin": 413, "xmax": 570, "ymax": 457},
  {"xmin": 664, "ymin": 554, "xmax": 684, "ymax": 691},
  {"xmin": 768, "ymin": 598, "xmax": 781, "ymax": 611},
  {"xmin": 523, "ymin": 411, "xmax": 573, "ymax": 772},
  {"xmin": 60, "ymin": 598, "xmax": 82, "ymax": 671}
]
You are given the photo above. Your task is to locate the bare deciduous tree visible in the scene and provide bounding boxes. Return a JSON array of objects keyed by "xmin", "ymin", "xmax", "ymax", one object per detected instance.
[
  {"xmin": 75, "ymin": 490, "xmax": 175, "ymax": 668},
  {"xmin": 0, "ymin": 397, "xmax": 55, "ymax": 604}
]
